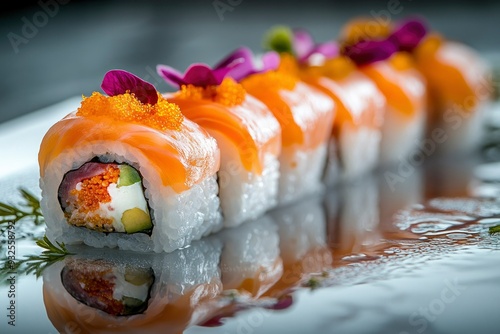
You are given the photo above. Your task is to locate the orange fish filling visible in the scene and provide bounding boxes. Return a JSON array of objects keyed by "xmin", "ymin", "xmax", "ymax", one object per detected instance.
[
  {"xmin": 77, "ymin": 92, "xmax": 184, "ymax": 131},
  {"xmin": 66, "ymin": 166, "xmax": 119, "ymax": 230},
  {"xmin": 176, "ymin": 77, "xmax": 246, "ymax": 107}
]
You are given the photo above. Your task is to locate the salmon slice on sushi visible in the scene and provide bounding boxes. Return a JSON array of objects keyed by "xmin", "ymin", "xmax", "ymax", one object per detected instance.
[
  {"xmin": 340, "ymin": 20, "xmax": 427, "ymax": 166},
  {"xmin": 157, "ymin": 52, "xmax": 281, "ymax": 226},
  {"xmin": 39, "ymin": 70, "xmax": 222, "ymax": 253},
  {"xmin": 228, "ymin": 46, "xmax": 335, "ymax": 204},
  {"xmin": 266, "ymin": 27, "xmax": 386, "ymax": 182}
]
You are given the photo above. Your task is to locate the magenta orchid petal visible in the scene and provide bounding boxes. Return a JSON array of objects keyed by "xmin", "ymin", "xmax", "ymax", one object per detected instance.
[
  {"xmin": 343, "ymin": 39, "xmax": 398, "ymax": 66},
  {"xmin": 293, "ymin": 29, "xmax": 315, "ymax": 61},
  {"xmin": 389, "ymin": 18, "xmax": 428, "ymax": 52},
  {"xmin": 261, "ymin": 51, "xmax": 280, "ymax": 71},
  {"xmin": 182, "ymin": 63, "xmax": 220, "ymax": 87},
  {"xmin": 214, "ymin": 47, "xmax": 251, "ymax": 70},
  {"xmin": 226, "ymin": 49, "xmax": 280, "ymax": 82},
  {"xmin": 156, "ymin": 64, "xmax": 188, "ymax": 89},
  {"xmin": 215, "ymin": 47, "xmax": 256, "ymax": 82},
  {"xmin": 313, "ymin": 41, "xmax": 339, "ymax": 59},
  {"xmin": 101, "ymin": 69, "xmax": 158, "ymax": 105}
]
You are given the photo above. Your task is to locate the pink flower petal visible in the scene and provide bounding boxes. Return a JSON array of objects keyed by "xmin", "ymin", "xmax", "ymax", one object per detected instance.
[
  {"xmin": 156, "ymin": 64, "xmax": 188, "ymax": 88},
  {"xmin": 389, "ymin": 18, "xmax": 428, "ymax": 52},
  {"xmin": 183, "ymin": 63, "xmax": 220, "ymax": 87},
  {"xmin": 101, "ymin": 69, "xmax": 158, "ymax": 105},
  {"xmin": 343, "ymin": 39, "xmax": 397, "ymax": 66},
  {"xmin": 293, "ymin": 29, "xmax": 315, "ymax": 61}
]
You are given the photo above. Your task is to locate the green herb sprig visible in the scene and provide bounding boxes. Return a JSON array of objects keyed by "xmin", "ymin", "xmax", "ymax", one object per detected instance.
[
  {"xmin": 0, "ymin": 188, "xmax": 44, "ymax": 234},
  {"xmin": 489, "ymin": 224, "xmax": 500, "ymax": 234},
  {"xmin": 1, "ymin": 235, "xmax": 72, "ymax": 280}
]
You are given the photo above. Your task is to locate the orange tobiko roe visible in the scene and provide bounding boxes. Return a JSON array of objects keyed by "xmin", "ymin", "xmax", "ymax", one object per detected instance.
[
  {"xmin": 39, "ymin": 93, "xmax": 219, "ymax": 193},
  {"xmin": 167, "ymin": 78, "xmax": 281, "ymax": 175},
  {"xmin": 69, "ymin": 165, "xmax": 120, "ymax": 212},
  {"xmin": 77, "ymin": 92, "xmax": 184, "ymax": 131},
  {"xmin": 241, "ymin": 54, "xmax": 334, "ymax": 149}
]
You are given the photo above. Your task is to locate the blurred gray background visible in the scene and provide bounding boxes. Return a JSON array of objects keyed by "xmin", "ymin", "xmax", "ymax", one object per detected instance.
[{"xmin": 1, "ymin": 0, "xmax": 499, "ymax": 123}]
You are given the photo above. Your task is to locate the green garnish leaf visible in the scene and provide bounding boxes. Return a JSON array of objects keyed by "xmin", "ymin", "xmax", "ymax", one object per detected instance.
[
  {"xmin": 263, "ymin": 25, "xmax": 294, "ymax": 54},
  {"xmin": 1, "ymin": 235, "xmax": 73, "ymax": 281},
  {"xmin": 489, "ymin": 224, "xmax": 500, "ymax": 234},
  {"xmin": 0, "ymin": 188, "xmax": 44, "ymax": 230},
  {"xmin": 304, "ymin": 277, "xmax": 321, "ymax": 290}
]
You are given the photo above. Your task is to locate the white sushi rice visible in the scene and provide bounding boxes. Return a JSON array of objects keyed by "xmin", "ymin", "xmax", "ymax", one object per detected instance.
[
  {"xmin": 379, "ymin": 106, "xmax": 426, "ymax": 166},
  {"xmin": 40, "ymin": 140, "xmax": 222, "ymax": 253},
  {"xmin": 324, "ymin": 124, "xmax": 381, "ymax": 185},
  {"xmin": 214, "ymin": 132, "xmax": 279, "ymax": 226},
  {"xmin": 278, "ymin": 143, "xmax": 327, "ymax": 205}
]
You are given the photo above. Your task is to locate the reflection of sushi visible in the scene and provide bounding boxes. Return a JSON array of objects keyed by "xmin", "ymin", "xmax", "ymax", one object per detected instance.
[
  {"xmin": 266, "ymin": 196, "xmax": 332, "ymax": 294},
  {"xmin": 43, "ymin": 239, "xmax": 223, "ymax": 333},
  {"xmin": 228, "ymin": 47, "xmax": 334, "ymax": 204},
  {"xmin": 325, "ymin": 174, "xmax": 381, "ymax": 257},
  {"xmin": 61, "ymin": 259, "xmax": 154, "ymax": 316},
  {"xmin": 340, "ymin": 20, "xmax": 427, "ymax": 165},
  {"xmin": 157, "ymin": 54, "xmax": 281, "ymax": 226},
  {"xmin": 218, "ymin": 214, "xmax": 282, "ymax": 298},
  {"xmin": 39, "ymin": 70, "xmax": 222, "ymax": 252}
]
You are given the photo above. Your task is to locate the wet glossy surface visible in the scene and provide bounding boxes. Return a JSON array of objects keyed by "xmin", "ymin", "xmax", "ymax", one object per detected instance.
[{"xmin": 1, "ymin": 103, "xmax": 500, "ymax": 333}]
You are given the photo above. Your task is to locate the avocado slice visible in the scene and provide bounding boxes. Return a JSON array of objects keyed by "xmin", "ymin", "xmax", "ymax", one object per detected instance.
[
  {"xmin": 122, "ymin": 296, "xmax": 148, "ymax": 315},
  {"xmin": 124, "ymin": 268, "xmax": 154, "ymax": 286},
  {"xmin": 118, "ymin": 165, "xmax": 141, "ymax": 187},
  {"xmin": 121, "ymin": 208, "xmax": 152, "ymax": 233}
]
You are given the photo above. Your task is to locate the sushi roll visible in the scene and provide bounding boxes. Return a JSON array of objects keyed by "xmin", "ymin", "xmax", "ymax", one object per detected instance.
[
  {"xmin": 43, "ymin": 239, "xmax": 223, "ymax": 333},
  {"xmin": 157, "ymin": 52, "xmax": 281, "ymax": 226},
  {"xmin": 38, "ymin": 70, "xmax": 222, "ymax": 253},
  {"xmin": 340, "ymin": 20, "xmax": 427, "ymax": 166},
  {"xmin": 267, "ymin": 27, "xmax": 386, "ymax": 182},
  {"xmin": 231, "ymin": 46, "xmax": 335, "ymax": 204},
  {"xmin": 407, "ymin": 19, "xmax": 493, "ymax": 153}
]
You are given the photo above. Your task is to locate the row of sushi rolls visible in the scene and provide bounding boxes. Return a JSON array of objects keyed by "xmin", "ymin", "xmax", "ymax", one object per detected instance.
[
  {"xmin": 39, "ymin": 17, "xmax": 493, "ymax": 256},
  {"xmin": 39, "ymin": 16, "xmax": 496, "ymax": 331}
]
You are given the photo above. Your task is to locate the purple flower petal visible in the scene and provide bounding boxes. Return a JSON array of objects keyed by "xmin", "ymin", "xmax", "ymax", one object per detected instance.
[
  {"xmin": 293, "ymin": 29, "xmax": 315, "ymax": 61},
  {"xmin": 156, "ymin": 64, "xmax": 188, "ymax": 88},
  {"xmin": 157, "ymin": 63, "xmax": 222, "ymax": 88},
  {"xmin": 389, "ymin": 18, "xmax": 428, "ymax": 52},
  {"xmin": 312, "ymin": 41, "xmax": 339, "ymax": 59},
  {"xmin": 183, "ymin": 63, "xmax": 220, "ymax": 87},
  {"xmin": 261, "ymin": 51, "xmax": 281, "ymax": 71},
  {"xmin": 157, "ymin": 47, "xmax": 278, "ymax": 88},
  {"xmin": 214, "ymin": 47, "xmax": 251, "ymax": 70},
  {"xmin": 225, "ymin": 48, "xmax": 280, "ymax": 82},
  {"xmin": 101, "ymin": 69, "xmax": 158, "ymax": 105},
  {"xmin": 292, "ymin": 30, "xmax": 339, "ymax": 63},
  {"xmin": 343, "ymin": 39, "xmax": 398, "ymax": 66}
]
